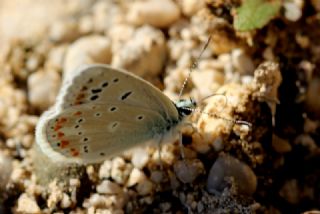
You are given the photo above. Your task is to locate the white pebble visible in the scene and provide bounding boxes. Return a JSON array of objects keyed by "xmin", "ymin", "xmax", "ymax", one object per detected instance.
[
  {"xmin": 111, "ymin": 157, "xmax": 132, "ymax": 185},
  {"xmin": 49, "ymin": 19, "xmax": 80, "ymax": 42},
  {"xmin": 127, "ymin": 0, "xmax": 180, "ymax": 28},
  {"xmin": 63, "ymin": 35, "xmax": 112, "ymax": 81},
  {"xmin": 45, "ymin": 45, "xmax": 67, "ymax": 70},
  {"xmin": 127, "ymin": 168, "xmax": 146, "ymax": 187},
  {"xmin": 60, "ymin": 193, "xmax": 72, "ymax": 209},
  {"xmin": 99, "ymin": 160, "xmax": 112, "ymax": 179},
  {"xmin": 181, "ymin": 0, "xmax": 205, "ymax": 16},
  {"xmin": 284, "ymin": 1, "xmax": 303, "ymax": 22},
  {"xmin": 131, "ymin": 148, "xmax": 149, "ymax": 169},
  {"xmin": 112, "ymin": 26, "xmax": 166, "ymax": 77},
  {"xmin": 16, "ymin": 193, "xmax": 40, "ymax": 214},
  {"xmin": 28, "ymin": 69, "xmax": 61, "ymax": 111},
  {"xmin": 97, "ymin": 180, "xmax": 122, "ymax": 194}
]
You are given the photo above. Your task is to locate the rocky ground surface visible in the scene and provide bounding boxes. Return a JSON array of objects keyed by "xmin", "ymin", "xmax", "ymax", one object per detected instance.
[{"xmin": 0, "ymin": 0, "xmax": 319, "ymax": 213}]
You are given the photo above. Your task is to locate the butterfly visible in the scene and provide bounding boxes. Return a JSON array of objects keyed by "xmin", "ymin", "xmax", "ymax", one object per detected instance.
[{"xmin": 36, "ymin": 64, "xmax": 197, "ymax": 164}]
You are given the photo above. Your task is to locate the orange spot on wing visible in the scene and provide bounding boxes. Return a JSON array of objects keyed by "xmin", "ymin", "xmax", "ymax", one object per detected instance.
[
  {"xmin": 72, "ymin": 151, "xmax": 79, "ymax": 157},
  {"xmin": 70, "ymin": 148, "xmax": 79, "ymax": 157},
  {"xmin": 54, "ymin": 125, "xmax": 62, "ymax": 131},
  {"xmin": 57, "ymin": 132, "xmax": 64, "ymax": 138},
  {"xmin": 74, "ymin": 111, "xmax": 82, "ymax": 116},
  {"xmin": 59, "ymin": 117, "xmax": 67, "ymax": 123},
  {"xmin": 76, "ymin": 93, "xmax": 85, "ymax": 101},
  {"xmin": 60, "ymin": 140, "xmax": 70, "ymax": 148}
]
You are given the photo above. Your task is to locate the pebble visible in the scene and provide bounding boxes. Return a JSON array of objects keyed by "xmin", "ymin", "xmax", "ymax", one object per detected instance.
[
  {"xmin": 305, "ymin": 78, "xmax": 320, "ymax": 119},
  {"xmin": 112, "ymin": 25, "xmax": 166, "ymax": 77},
  {"xmin": 0, "ymin": 151, "xmax": 12, "ymax": 191},
  {"xmin": 60, "ymin": 193, "xmax": 72, "ymax": 209},
  {"xmin": 127, "ymin": 0, "xmax": 180, "ymax": 28},
  {"xmin": 16, "ymin": 193, "xmax": 41, "ymax": 214},
  {"xmin": 49, "ymin": 19, "xmax": 80, "ymax": 43},
  {"xmin": 174, "ymin": 159, "xmax": 204, "ymax": 183},
  {"xmin": 45, "ymin": 45, "xmax": 67, "ymax": 70},
  {"xmin": 181, "ymin": 0, "xmax": 205, "ymax": 16},
  {"xmin": 99, "ymin": 160, "xmax": 112, "ymax": 179},
  {"xmin": 63, "ymin": 35, "xmax": 112, "ymax": 81},
  {"xmin": 136, "ymin": 179, "xmax": 154, "ymax": 196},
  {"xmin": 97, "ymin": 180, "xmax": 122, "ymax": 194},
  {"xmin": 231, "ymin": 49, "xmax": 255, "ymax": 75},
  {"xmin": 207, "ymin": 153, "xmax": 257, "ymax": 196},
  {"xmin": 127, "ymin": 168, "xmax": 146, "ymax": 187},
  {"xmin": 284, "ymin": 1, "xmax": 303, "ymax": 22},
  {"xmin": 131, "ymin": 148, "xmax": 149, "ymax": 169},
  {"xmin": 272, "ymin": 134, "xmax": 292, "ymax": 153},
  {"xmin": 27, "ymin": 69, "xmax": 61, "ymax": 110},
  {"xmin": 111, "ymin": 157, "xmax": 132, "ymax": 185}
]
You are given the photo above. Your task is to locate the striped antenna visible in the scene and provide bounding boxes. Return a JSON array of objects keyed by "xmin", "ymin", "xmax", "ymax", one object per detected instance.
[{"xmin": 178, "ymin": 36, "xmax": 212, "ymax": 99}]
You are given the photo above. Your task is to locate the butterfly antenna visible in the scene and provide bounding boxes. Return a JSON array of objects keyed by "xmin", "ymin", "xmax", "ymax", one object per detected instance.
[
  {"xmin": 178, "ymin": 35, "xmax": 212, "ymax": 99},
  {"xmin": 181, "ymin": 107, "xmax": 252, "ymax": 128}
]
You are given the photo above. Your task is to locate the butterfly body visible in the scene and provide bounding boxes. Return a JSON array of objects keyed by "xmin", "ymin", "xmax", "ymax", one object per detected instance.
[{"xmin": 36, "ymin": 64, "xmax": 195, "ymax": 164}]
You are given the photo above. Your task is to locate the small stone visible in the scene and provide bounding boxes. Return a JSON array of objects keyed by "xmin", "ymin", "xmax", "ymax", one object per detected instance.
[
  {"xmin": 63, "ymin": 35, "xmax": 112, "ymax": 81},
  {"xmin": 97, "ymin": 180, "xmax": 122, "ymax": 194},
  {"xmin": 26, "ymin": 54, "xmax": 41, "ymax": 72},
  {"xmin": 136, "ymin": 179, "xmax": 154, "ymax": 196},
  {"xmin": 83, "ymin": 193, "xmax": 106, "ymax": 208},
  {"xmin": 150, "ymin": 170, "xmax": 164, "ymax": 184},
  {"xmin": 284, "ymin": 1, "xmax": 303, "ymax": 22},
  {"xmin": 127, "ymin": 168, "xmax": 146, "ymax": 187},
  {"xmin": 231, "ymin": 49, "xmax": 255, "ymax": 75},
  {"xmin": 305, "ymin": 78, "xmax": 320, "ymax": 119},
  {"xmin": 272, "ymin": 134, "xmax": 292, "ymax": 153},
  {"xmin": 60, "ymin": 193, "xmax": 72, "ymax": 209},
  {"xmin": 99, "ymin": 160, "xmax": 112, "ymax": 179},
  {"xmin": 181, "ymin": 0, "xmax": 205, "ymax": 16},
  {"xmin": 0, "ymin": 151, "xmax": 12, "ymax": 191},
  {"xmin": 45, "ymin": 45, "xmax": 67, "ymax": 70},
  {"xmin": 111, "ymin": 157, "xmax": 132, "ymax": 185},
  {"xmin": 279, "ymin": 179, "xmax": 299, "ymax": 204},
  {"xmin": 27, "ymin": 69, "xmax": 61, "ymax": 111},
  {"xmin": 131, "ymin": 148, "xmax": 149, "ymax": 169},
  {"xmin": 207, "ymin": 153, "xmax": 257, "ymax": 196},
  {"xmin": 112, "ymin": 26, "xmax": 166, "ymax": 77},
  {"xmin": 16, "ymin": 193, "xmax": 40, "ymax": 214},
  {"xmin": 174, "ymin": 159, "xmax": 204, "ymax": 183},
  {"xmin": 127, "ymin": 0, "xmax": 180, "ymax": 28},
  {"xmin": 92, "ymin": 1, "xmax": 123, "ymax": 32},
  {"xmin": 49, "ymin": 19, "xmax": 80, "ymax": 42},
  {"xmin": 78, "ymin": 15, "xmax": 94, "ymax": 34}
]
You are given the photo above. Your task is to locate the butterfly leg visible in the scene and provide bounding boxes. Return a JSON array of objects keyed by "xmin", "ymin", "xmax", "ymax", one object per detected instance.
[
  {"xmin": 157, "ymin": 135, "xmax": 164, "ymax": 170},
  {"xmin": 178, "ymin": 132, "xmax": 185, "ymax": 160}
]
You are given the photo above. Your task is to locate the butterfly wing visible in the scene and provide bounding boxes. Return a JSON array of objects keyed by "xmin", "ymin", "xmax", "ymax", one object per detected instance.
[
  {"xmin": 36, "ymin": 64, "xmax": 180, "ymax": 163},
  {"xmin": 56, "ymin": 64, "xmax": 178, "ymax": 120}
]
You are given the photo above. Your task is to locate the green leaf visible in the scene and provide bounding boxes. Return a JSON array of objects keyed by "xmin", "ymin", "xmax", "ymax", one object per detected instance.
[{"xmin": 234, "ymin": 0, "xmax": 281, "ymax": 31}]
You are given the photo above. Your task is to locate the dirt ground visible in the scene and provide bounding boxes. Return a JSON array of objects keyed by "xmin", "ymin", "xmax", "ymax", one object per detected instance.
[{"xmin": 0, "ymin": 0, "xmax": 319, "ymax": 213}]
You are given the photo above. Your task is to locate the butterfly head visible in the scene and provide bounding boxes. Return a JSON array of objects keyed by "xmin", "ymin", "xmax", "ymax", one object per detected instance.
[{"xmin": 175, "ymin": 98, "xmax": 197, "ymax": 119}]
